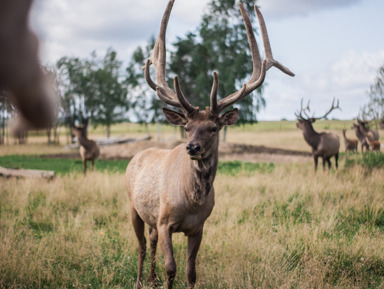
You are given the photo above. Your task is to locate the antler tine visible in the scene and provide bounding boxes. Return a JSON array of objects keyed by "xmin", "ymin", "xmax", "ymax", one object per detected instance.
[
  {"xmin": 143, "ymin": 0, "xmax": 196, "ymax": 114},
  {"xmin": 254, "ymin": 6, "xmax": 295, "ymax": 76},
  {"xmin": 210, "ymin": 72, "xmax": 219, "ymax": 114},
  {"xmin": 174, "ymin": 76, "xmax": 195, "ymax": 114},
  {"xmin": 215, "ymin": 3, "xmax": 294, "ymax": 114},
  {"xmin": 313, "ymin": 98, "xmax": 341, "ymax": 120}
]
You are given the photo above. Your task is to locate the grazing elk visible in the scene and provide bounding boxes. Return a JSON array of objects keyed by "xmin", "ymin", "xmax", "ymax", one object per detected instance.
[
  {"xmin": 357, "ymin": 118, "xmax": 379, "ymax": 141},
  {"xmin": 341, "ymin": 129, "xmax": 358, "ymax": 154},
  {"xmin": 125, "ymin": 1, "xmax": 294, "ymax": 288},
  {"xmin": 366, "ymin": 137, "xmax": 381, "ymax": 152},
  {"xmin": 295, "ymin": 99, "xmax": 340, "ymax": 172},
  {"xmin": 0, "ymin": 0, "xmax": 54, "ymax": 133},
  {"xmin": 351, "ymin": 123, "xmax": 369, "ymax": 153},
  {"xmin": 72, "ymin": 120, "xmax": 100, "ymax": 175}
]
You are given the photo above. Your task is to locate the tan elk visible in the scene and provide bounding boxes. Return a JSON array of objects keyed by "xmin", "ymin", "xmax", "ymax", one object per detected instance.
[
  {"xmin": 357, "ymin": 118, "xmax": 379, "ymax": 141},
  {"xmin": 295, "ymin": 99, "xmax": 340, "ymax": 171},
  {"xmin": 72, "ymin": 119, "xmax": 100, "ymax": 175},
  {"xmin": 0, "ymin": 0, "xmax": 54, "ymax": 133},
  {"xmin": 341, "ymin": 129, "xmax": 358, "ymax": 154},
  {"xmin": 366, "ymin": 136, "xmax": 381, "ymax": 152},
  {"xmin": 125, "ymin": 1, "xmax": 294, "ymax": 288},
  {"xmin": 351, "ymin": 123, "xmax": 369, "ymax": 153}
]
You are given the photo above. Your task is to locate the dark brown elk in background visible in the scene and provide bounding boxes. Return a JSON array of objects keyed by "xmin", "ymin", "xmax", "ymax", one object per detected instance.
[
  {"xmin": 295, "ymin": 99, "xmax": 341, "ymax": 171},
  {"xmin": 341, "ymin": 129, "xmax": 358, "ymax": 154},
  {"xmin": 0, "ymin": 0, "xmax": 54, "ymax": 134},
  {"xmin": 357, "ymin": 118, "xmax": 379, "ymax": 141},
  {"xmin": 72, "ymin": 119, "xmax": 100, "ymax": 175},
  {"xmin": 351, "ymin": 123, "xmax": 369, "ymax": 153},
  {"xmin": 125, "ymin": 1, "xmax": 294, "ymax": 288}
]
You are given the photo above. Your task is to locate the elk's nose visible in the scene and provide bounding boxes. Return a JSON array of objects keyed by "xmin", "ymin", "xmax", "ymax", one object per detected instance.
[{"xmin": 186, "ymin": 143, "xmax": 201, "ymax": 155}]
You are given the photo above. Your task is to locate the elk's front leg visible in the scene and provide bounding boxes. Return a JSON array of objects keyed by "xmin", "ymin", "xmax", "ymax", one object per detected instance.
[
  {"xmin": 186, "ymin": 229, "xmax": 203, "ymax": 289},
  {"xmin": 158, "ymin": 224, "xmax": 176, "ymax": 289}
]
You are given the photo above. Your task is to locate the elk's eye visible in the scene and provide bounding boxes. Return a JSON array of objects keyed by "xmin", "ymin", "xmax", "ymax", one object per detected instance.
[
  {"xmin": 211, "ymin": 127, "xmax": 218, "ymax": 133},
  {"xmin": 184, "ymin": 127, "xmax": 190, "ymax": 132}
]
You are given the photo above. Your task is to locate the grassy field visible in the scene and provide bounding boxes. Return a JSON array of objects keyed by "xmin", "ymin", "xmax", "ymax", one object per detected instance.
[{"xmin": 1, "ymin": 121, "xmax": 384, "ymax": 288}]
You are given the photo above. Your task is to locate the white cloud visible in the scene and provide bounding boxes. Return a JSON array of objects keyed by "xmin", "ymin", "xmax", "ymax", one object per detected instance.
[{"xmin": 258, "ymin": 0, "xmax": 363, "ymax": 19}]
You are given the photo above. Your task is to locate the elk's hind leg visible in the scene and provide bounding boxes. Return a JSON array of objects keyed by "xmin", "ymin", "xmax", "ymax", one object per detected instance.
[
  {"xmin": 131, "ymin": 207, "xmax": 146, "ymax": 289},
  {"xmin": 147, "ymin": 227, "xmax": 159, "ymax": 286},
  {"xmin": 335, "ymin": 153, "xmax": 339, "ymax": 169}
]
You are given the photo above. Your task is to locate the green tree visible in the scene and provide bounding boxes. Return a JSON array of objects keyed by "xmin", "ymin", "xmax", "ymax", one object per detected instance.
[
  {"xmin": 57, "ymin": 48, "xmax": 128, "ymax": 137},
  {"xmin": 91, "ymin": 48, "xmax": 128, "ymax": 137},
  {"xmin": 360, "ymin": 64, "xmax": 384, "ymax": 128}
]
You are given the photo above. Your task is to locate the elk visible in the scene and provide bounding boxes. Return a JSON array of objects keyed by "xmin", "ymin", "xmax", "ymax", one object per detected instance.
[
  {"xmin": 351, "ymin": 123, "xmax": 369, "ymax": 153},
  {"xmin": 125, "ymin": 1, "xmax": 294, "ymax": 288},
  {"xmin": 341, "ymin": 129, "xmax": 358, "ymax": 154},
  {"xmin": 295, "ymin": 99, "xmax": 340, "ymax": 171},
  {"xmin": 72, "ymin": 119, "xmax": 100, "ymax": 175},
  {"xmin": 357, "ymin": 118, "xmax": 379, "ymax": 141},
  {"xmin": 0, "ymin": 0, "xmax": 54, "ymax": 133},
  {"xmin": 366, "ymin": 137, "xmax": 381, "ymax": 152}
]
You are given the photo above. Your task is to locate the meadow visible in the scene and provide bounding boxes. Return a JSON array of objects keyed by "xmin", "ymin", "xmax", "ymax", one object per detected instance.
[{"xmin": 1, "ymin": 120, "xmax": 384, "ymax": 288}]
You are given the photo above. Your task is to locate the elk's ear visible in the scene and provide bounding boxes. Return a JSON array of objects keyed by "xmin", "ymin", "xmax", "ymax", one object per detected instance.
[
  {"xmin": 163, "ymin": 108, "xmax": 187, "ymax": 126},
  {"xmin": 219, "ymin": 108, "xmax": 239, "ymax": 126},
  {"xmin": 309, "ymin": 118, "xmax": 316, "ymax": 123}
]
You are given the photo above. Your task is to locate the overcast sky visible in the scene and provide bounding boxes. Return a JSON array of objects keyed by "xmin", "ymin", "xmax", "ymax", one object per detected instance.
[{"xmin": 30, "ymin": 0, "xmax": 384, "ymax": 120}]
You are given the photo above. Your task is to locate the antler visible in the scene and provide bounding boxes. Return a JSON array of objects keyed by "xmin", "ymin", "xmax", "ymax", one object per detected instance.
[
  {"xmin": 296, "ymin": 98, "xmax": 341, "ymax": 120},
  {"xmin": 312, "ymin": 98, "xmax": 341, "ymax": 120},
  {"xmin": 294, "ymin": 99, "xmax": 310, "ymax": 119},
  {"xmin": 144, "ymin": 1, "xmax": 294, "ymax": 116},
  {"xmin": 143, "ymin": 0, "xmax": 196, "ymax": 115},
  {"xmin": 211, "ymin": 3, "xmax": 295, "ymax": 114}
]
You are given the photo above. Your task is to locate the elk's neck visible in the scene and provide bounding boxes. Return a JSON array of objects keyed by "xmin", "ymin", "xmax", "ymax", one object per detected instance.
[
  {"xmin": 185, "ymin": 150, "xmax": 218, "ymax": 205},
  {"xmin": 342, "ymin": 131, "xmax": 347, "ymax": 140},
  {"xmin": 302, "ymin": 124, "xmax": 321, "ymax": 149},
  {"xmin": 78, "ymin": 135, "xmax": 94, "ymax": 150}
]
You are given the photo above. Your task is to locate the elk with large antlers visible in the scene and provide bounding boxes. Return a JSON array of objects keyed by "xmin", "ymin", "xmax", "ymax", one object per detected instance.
[
  {"xmin": 125, "ymin": 1, "xmax": 294, "ymax": 288},
  {"xmin": 295, "ymin": 99, "xmax": 340, "ymax": 172}
]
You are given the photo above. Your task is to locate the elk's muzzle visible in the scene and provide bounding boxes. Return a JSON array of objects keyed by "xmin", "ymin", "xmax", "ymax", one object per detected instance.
[{"xmin": 186, "ymin": 143, "xmax": 201, "ymax": 160}]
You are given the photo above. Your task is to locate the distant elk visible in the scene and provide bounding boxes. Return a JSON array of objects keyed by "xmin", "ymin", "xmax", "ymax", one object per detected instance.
[
  {"xmin": 357, "ymin": 118, "xmax": 379, "ymax": 141},
  {"xmin": 351, "ymin": 123, "xmax": 369, "ymax": 153},
  {"xmin": 366, "ymin": 136, "xmax": 381, "ymax": 152},
  {"xmin": 341, "ymin": 129, "xmax": 358, "ymax": 154},
  {"xmin": 295, "ymin": 99, "xmax": 341, "ymax": 171},
  {"xmin": 72, "ymin": 119, "xmax": 100, "ymax": 175},
  {"xmin": 125, "ymin": 1, "xmax": 294, "ymax": 288}
]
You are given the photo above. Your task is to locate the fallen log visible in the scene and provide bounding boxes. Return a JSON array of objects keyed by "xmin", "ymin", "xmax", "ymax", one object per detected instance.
[
  {"xmin": 66, "ymin": 136, "xmax": 152, "ymax": 149},
  {"xmin": 0, "ymin": 166, "xmax": 55, "ymax": 179}
]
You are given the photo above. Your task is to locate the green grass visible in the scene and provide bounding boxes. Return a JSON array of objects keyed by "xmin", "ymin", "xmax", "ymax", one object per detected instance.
[
  {"xmin": 0, "ymin": 155, "xmax": 275, "ymax": 176},
  {"xmin": 0, "ymin": 155, "xmax": 129, "ymax": 175},
  {"xmin": 344, "ymin": 152, "xmax": 384, "ymax": 169}
]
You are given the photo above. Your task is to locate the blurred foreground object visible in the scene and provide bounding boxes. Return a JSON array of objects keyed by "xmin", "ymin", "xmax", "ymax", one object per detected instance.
[{"xmin": 0, "ymin": 0, "xmax": 54, "ymax": 135}]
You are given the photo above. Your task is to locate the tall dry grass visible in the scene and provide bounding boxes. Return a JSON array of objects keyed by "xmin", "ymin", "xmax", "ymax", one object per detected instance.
[{"xmin": 1, "ymin": 160, "xmax": 384, "ymax": 288}]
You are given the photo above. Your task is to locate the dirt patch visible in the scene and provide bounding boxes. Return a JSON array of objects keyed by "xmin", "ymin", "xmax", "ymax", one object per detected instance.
[{"xmin": 44, "ymin": 139, "xmax": 311, "ymax": 164}]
